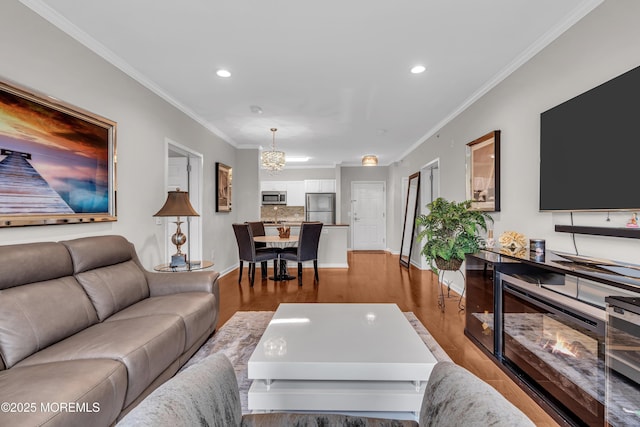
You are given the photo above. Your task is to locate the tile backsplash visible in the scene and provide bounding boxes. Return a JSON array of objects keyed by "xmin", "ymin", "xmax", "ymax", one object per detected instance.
[{"xmin": 260, "ymin": 206, "xmax": 304, "ymax": 223}]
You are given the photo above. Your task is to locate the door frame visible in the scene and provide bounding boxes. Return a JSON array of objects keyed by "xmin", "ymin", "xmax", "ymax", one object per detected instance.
[
  {"xmin": 417, "ymin": 158, "xmax": 440, "ymax": 269},
  {"xmin": 350, "ymin": 180, "xmax": 386, "ymax": 250},
  {"xmin": 164, "ymin": 138, "xmax": 203, "ymax": 263}
]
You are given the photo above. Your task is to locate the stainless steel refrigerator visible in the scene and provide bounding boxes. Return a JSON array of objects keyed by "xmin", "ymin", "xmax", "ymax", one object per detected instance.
[{"xmin": 305, "ymin": 193, "xmax": 335, "ymax": 224}]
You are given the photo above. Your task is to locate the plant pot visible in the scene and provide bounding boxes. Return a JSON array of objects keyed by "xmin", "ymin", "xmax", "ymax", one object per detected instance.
[{"xmin": 434, "ymin": 257, "xmax": 463, "ymax": 271}]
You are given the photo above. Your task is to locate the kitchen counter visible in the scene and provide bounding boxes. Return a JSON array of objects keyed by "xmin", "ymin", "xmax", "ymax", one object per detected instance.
[{"xmin": 262, "ymin": 223, "xmax": 348, "ymax": 268}]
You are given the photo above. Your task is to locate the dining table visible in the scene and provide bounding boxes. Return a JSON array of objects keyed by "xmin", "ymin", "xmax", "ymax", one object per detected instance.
[{"xmin": 253, "ymin": 235, "xmax": 299, "ymax": 281}]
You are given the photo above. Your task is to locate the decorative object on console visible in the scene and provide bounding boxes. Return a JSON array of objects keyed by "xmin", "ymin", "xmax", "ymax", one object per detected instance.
[
  {"xmin": 486, "ymin": 228, "xmax": 495, "ymax": 248},
  {"xmin": 467, "ymin": 130, "xmax": 500, "ymax": 212},
  {"xmin": 361, "ymin": 155, "xmax": 378, "ymax": 166},
  {"xmin": 626, "ymin": 212, "xmax": 638, "ymax": 228},
  {"xmin": 0, "ymin": 81, "xmax": 117, "ymax": 227},
  {"xmin": 216, "ymin": 162, "xmax": 232, "ymax": 212},
  {"xmin": 498, "ymin": 230, "xmax": 527, "ymax": 249},
  {"xmin": 261, "ymin": 128, "xmax": 285, "ymax": 173},
  {"xmin": 154, "ymin": 189, "xmax": 200, "ymax": 267},
  {"xmin": 416, "ymin": 197, "xmax": 493, "ymax": 273},
  {"xmin": 500, "ymin": 246, "xmax": 528, "ymax": 259}
]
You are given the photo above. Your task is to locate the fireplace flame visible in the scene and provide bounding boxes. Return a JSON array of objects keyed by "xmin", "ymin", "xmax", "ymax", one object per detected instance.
[{"xmin": 551, "ymin": 333, "xmax": 577, "ymax": 358}]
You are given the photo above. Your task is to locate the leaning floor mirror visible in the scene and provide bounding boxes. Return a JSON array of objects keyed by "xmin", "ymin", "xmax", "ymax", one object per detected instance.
[{"xmin": 400, "ymin": 172, "xmax": 420, "ymax": 268}]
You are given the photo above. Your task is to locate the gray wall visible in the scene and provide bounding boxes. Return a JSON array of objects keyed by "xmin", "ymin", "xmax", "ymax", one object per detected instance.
[
  {"xmin": 392, "ymin": 0, "xmax": 640, "ymax": 271},
  {"xmin": 234, "ymin": 149, "xmax": 260, "ymax": 223},
  {"xmin": 0, "ymin": 1, "xmax": 240, "ymax": 274}
]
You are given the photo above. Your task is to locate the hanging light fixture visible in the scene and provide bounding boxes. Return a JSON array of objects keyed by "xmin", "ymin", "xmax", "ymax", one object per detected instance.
[
  {"xmin": 362, "ymin": 155, "xmax": 378, "ymax": 166},
  {"xmin": 261, "ymin": 128, "xmax": 286, "ymax": 173}
]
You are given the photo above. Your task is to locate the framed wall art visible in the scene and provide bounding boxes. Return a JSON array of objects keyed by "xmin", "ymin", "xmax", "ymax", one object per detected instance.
[
  {"xmin": 0, "ymin": 81, "xmax": 117, "ymax": 227},
  {"xmin": 467, "ymin": 130, "xmax": 500, "ymax": 212},
  {"xmin": 215, "ymin": 162, "xmax": 232, "ymax": 212}
]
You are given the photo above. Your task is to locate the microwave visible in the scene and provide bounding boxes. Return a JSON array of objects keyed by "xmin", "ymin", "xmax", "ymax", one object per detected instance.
[{"xmin": 261, "ymin": 191, "xmax": 287, "ymax": 205}]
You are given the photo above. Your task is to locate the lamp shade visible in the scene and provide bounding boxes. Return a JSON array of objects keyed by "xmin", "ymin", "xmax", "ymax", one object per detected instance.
[{"xmin": 153, "ymin": 190, "xmax": 199, "ymax": 217}]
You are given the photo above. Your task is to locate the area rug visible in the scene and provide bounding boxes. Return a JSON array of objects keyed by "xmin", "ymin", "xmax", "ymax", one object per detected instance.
[{"xmin": 182, "ymin": 311, "xmax": 452, "ymax": 414}]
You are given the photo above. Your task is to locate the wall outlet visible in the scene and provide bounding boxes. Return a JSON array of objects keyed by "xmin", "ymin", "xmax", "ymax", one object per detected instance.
[{"xmin": 155, "ymin": 217, "xmax": 162, "ymax": 225}]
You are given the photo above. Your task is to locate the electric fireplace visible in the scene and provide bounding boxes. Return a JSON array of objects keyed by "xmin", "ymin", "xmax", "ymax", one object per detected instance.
[{"xmin": 500, "ymin": 273, "xmax": 606, "ymax": 426}]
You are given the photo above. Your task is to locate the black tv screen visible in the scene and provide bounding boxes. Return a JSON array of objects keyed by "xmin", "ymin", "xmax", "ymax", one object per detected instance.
[{"xmin": 539, "ymin": 64, "xmax": 640, "ymax": 211}]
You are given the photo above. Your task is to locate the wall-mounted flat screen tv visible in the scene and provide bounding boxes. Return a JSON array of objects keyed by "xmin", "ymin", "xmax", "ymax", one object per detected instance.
[{"xmin": 539, "ymin": 64, "xmax": 640, "ymax": 211}]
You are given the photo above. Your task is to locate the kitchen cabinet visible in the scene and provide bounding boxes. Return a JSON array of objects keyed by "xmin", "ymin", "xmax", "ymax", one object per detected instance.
[
  {"xmin": 304, "ymin": 179, "xmax": 336, "ymax": 193},
  {"xmin": 286, "ymin": 181, "xmax": 306, "ymax": 206}
]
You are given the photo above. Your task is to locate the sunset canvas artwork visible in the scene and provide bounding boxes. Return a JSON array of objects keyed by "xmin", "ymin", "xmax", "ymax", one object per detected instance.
[{"xmin": 0, "ymin": 86, "xmax": 113, "ymax": 216}]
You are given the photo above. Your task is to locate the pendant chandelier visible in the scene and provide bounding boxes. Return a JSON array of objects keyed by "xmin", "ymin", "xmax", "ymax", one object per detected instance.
[{"xmin": 261, "ymin": 128, "xmax": 286, "ymax": 173}]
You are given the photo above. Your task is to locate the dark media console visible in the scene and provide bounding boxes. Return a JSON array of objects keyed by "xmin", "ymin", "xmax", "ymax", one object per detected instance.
[{"xmin": 465, "ymin": 248, "xmax": 640, "ymax": 427}]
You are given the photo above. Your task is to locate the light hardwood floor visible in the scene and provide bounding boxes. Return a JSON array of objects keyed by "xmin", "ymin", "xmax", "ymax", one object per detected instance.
[{"xmin": 217, "ymin": 251, "xmax": 559, "ymax": 426}]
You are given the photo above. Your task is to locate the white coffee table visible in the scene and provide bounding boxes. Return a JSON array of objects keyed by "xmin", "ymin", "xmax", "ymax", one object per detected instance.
[{"xmin": 247, "ymin": 303, "xmax": 437, "ymax": 415}]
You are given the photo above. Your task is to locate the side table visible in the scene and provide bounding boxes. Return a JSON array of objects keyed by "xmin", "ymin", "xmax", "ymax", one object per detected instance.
[{"xmin": 153, "ymin": 260, "xmax": 213, "ymax": 272}]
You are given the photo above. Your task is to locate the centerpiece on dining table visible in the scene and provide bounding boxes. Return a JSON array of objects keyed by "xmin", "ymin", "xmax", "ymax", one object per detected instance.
[{"xmin": 277, "ymin": 225, "xmax": 290, "ymax": 238}]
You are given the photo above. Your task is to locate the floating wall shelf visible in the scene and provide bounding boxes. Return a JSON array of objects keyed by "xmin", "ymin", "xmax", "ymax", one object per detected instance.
[{"xmin": 555, "ymin": 225, "xmax": 640, "ymax": 239}]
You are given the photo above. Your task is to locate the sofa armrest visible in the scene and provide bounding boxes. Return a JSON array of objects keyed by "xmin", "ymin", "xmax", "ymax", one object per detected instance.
[
  {"xmin": 420, "ymin": 361, "xmax": 535, "ymax": 427},
  {"xmin": 145, "ymin": 270, "xmax": 219, "ymax": 297},
  {"xmin": 116, "ymin": 353, "xmax": 241, "ymax": 427}
]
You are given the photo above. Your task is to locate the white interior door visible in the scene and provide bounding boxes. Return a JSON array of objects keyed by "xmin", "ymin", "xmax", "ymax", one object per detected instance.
[
  {"xmin": 166, "ymin": 141, "xmax": 202, "ymax": 263},
  {"xmin": 351, "ymin": 181, "xmax": 386, "ymax": 250}
]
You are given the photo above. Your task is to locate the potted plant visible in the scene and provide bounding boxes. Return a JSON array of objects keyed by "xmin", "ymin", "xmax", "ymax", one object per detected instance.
[{"xmin": 416, "ymin": 197, "xmax": 493, "ymax": 272}]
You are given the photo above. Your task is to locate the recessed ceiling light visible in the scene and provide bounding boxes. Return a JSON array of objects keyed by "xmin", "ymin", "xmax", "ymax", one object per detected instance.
[
  {"xmin": 216, "ymin": 69, "xmax": 231, "ymax": 78},
  {"xmin": 410, "ymin": 65, "xmax": 426, "ymax": 74},
  {"xmin": 286, "ymin": 156, "xmax": 310, "ymax": 163}
]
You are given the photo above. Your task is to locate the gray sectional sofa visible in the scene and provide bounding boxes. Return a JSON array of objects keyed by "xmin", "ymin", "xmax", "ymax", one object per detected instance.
[
  {"xmin": 0, "ymin": 235, "xmax": 219, "ymax": 427},
  {"xmin": 118, "ymin": 353, "xmax": 535, "ymax": 427}
]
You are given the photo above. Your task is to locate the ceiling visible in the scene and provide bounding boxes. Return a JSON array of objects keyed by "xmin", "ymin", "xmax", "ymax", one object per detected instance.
[{"xmin": 22, "ymin": 0, "xmax": 601, "ymax": 168}]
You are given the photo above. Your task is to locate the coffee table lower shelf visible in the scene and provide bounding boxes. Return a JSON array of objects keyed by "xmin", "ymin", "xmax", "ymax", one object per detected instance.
[{"xmin": 248, "ymin": 379, "xmax": 427, "ymax": 413}]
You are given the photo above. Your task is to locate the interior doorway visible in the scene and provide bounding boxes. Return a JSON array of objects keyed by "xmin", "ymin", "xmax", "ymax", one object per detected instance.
[
  {"xmin": 351, "ymin": 181, "xmax": 386, "ymax": 250},
  {"xmin": 417, "ymin": 159, "xmax": 440, "ymax": 269},
  {"xmin": 165, "ymin": 139, "xmax": 203, "ymax": 263}
]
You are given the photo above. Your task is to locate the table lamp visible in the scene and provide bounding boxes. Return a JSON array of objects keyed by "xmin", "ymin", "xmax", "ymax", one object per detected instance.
[{"xmin": 153, "ymin": 188, "xmax": 200, "ymax": 267}]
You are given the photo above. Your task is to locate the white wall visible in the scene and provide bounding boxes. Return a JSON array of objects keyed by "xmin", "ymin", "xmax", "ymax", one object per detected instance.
[
  {"xmin": 0, "ymin": 1, "xmax": 239, "ymax": 273},
  {"xmin": 393, "ymin": 0, "xmax": 640, "ymax": 289}
]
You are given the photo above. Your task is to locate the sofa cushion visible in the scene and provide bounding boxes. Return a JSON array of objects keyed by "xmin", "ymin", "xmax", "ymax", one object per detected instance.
[
  {"xmin": 0, "ymin": 241, "xmax": 73, "ymax": 290},
  {"xmin": 75, "ymin": 260, "xmax": 150, "ymax": 321},
  {"xmin": 0, "ymin": 276, "xmax": 98, "ymax": 368},
  {"xmin": 62, "ymin": 235, "xmax": 134, "ymax": 274},
  {"xmin": 62, "ymin": 236, "xmax": 150, "ymax": 321},
  {"xmin": 106, "ymin": 292, "xmax": 216, "ymax": 350},
  {"xmin": 16, "ymin": 315, "xmax": 186, "ymax": 407},
  {"xmin": 0, "ymin": 359, "xmax": 126, "ymax": 427}
]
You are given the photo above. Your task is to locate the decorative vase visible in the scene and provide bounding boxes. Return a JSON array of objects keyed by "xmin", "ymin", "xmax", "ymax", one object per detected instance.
[{"xmin": 434, "ymin": 257, "xmax": 463, "ymax": 271}]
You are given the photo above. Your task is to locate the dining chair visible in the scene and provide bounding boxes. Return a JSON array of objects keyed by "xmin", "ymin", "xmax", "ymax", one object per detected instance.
[
  {"xmin": 246, "ymin": 221, "xmax": 269, "ymax": 278},
  {"xmin": 232, "ymin": 223, "xmax": 279, "ymax": 286},
  {"xmin": 279, "ymin": 222, "xmax": 323, "ymax": 285}
]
